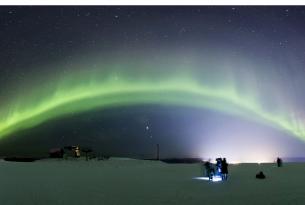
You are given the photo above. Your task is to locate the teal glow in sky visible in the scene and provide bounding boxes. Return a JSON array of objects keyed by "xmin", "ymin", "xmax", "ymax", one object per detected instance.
[{"xmin": 1, "ymin": 65, "xmax": 305, "ymax": 142}]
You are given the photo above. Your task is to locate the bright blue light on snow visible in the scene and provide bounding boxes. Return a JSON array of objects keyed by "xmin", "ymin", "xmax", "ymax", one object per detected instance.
[{"xmin": 193, "ymin": 175, "xmax": 222, "ymax": 182}]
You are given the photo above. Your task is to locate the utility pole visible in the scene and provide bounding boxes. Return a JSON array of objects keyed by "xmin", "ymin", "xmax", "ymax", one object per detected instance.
[{"xmin": 156, "ymin": 143, "xmax": 159, "ymax": 160}]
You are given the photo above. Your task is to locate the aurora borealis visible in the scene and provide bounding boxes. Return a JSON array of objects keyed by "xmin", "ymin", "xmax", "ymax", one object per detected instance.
[
  {"xmin": 1, "ymin": 69, "xmax": 305, "ymax": 142},
  {"xmin": 2, "ymin": 6, "xmax": 305, "ymax": 161}
]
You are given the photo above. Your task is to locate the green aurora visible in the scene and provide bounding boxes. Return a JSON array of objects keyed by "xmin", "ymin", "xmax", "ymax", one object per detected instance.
[{"xmin": 0, "ymin": 68, "xmax": 305, "ymax": 141}]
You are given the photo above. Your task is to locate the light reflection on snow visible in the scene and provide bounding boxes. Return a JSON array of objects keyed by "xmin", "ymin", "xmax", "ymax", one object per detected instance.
[{"xmin": 193, "ymin": 175, "xmax": 222, "ymax": 182}]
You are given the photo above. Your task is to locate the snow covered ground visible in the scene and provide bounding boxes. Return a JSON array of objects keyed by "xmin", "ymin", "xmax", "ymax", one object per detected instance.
[{"xmin": 1, "ymin": 158, "xmax": 305, "ymax": 205}]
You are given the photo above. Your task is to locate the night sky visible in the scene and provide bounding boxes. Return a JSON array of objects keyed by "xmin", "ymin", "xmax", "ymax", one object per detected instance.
[{"xmin": 1, "ymin": 6, "xmax": 305, "ymax": 162}]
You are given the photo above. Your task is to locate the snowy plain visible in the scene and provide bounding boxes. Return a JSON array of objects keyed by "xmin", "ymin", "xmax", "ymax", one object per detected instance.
[{"xmin": 1, "ymin": 158, "xmax": 305, "ymax": 205}]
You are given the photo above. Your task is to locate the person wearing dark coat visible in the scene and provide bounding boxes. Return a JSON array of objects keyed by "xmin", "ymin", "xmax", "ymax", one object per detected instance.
[
  {"xmin": 216, "ymin": 158, "xmax": 222, "ymax": 175},
  {"xmin": 221, "ymin": 158, "xmax": 228, "ymax": 180},
  {"xmin": 277, "ymin": 157, "xmax": 283, "ymax": 167},
  {"xmin": 204, "ymin": 161, "xmax": 213, "ymax": 180}
]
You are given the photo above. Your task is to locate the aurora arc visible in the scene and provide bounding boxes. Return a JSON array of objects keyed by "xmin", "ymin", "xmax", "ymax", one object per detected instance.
[{"xmin": 0, "ymin": 75, "xmax": 305, "ymax": 141}]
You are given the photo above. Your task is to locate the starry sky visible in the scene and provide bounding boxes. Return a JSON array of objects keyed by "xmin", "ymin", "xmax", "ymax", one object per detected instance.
[{"xmin": 1, "ymin": 6, "xmax": 305, "ymax": 162}]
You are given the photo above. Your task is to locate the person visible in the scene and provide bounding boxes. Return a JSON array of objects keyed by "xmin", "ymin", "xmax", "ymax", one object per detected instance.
[
  {"xmin": 215, "ymin": 158, "xmax": 222, "ymax": 176},
  {"xmin": 277, "ymin": 157, "xmax": 283, "ymax": 167},
  {"xmin": 256, "ymin": 171, "xmax": 266, "ymax": 179},
  {"xmin": 221, "ymin": 158, "xmax": 228, "ymax": 180},
  {"xmin": 204, "ymin": 161, "xmax": 213, "ymax": 180}
]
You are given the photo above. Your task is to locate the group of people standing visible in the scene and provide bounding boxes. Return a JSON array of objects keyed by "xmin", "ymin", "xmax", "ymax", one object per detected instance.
[{"xmin": 204, "ymin": 157, "xmax": 229, "ymax": 181}]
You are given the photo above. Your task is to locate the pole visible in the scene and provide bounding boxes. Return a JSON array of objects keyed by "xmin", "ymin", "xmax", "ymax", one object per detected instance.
[{"xmin": 157, "ymin": 144, "xmax": 159, "ymax": 160}]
